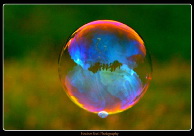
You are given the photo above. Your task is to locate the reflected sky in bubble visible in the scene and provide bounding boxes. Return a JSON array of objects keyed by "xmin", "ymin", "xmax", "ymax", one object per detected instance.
[{"xmin": 59, "ymin": 20, "xmax": 152, "ymax": 115}]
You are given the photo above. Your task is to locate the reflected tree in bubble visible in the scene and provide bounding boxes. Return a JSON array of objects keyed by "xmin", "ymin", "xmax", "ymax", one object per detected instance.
[{"xmin": 58, "ymin": 20, "xmax": 152, "ymax": 118}]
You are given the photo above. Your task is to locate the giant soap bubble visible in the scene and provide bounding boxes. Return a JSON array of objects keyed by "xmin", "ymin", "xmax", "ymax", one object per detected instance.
[{"xmin": 58, "ymin": 20, "xmax": 152, "ymax": 118}]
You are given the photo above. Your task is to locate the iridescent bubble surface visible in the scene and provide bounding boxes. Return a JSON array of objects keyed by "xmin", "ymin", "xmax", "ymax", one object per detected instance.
[{"xmin": 58, "ymin": 20, "xmax": 152, "ymax": 117}]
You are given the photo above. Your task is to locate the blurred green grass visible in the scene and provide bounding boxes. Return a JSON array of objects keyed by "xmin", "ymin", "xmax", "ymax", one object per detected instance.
[
  {"xmin": 4, "ymin": 57, "xmax": 191, "ymax": 130},
  {"xmin": 3, "ymin": 4, "xmax": 191, "ymax": 130}
]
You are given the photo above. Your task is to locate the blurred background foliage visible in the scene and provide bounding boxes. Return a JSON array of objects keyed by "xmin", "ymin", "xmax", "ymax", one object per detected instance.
[{"xmin": 3, "ymin": 4, "xmax": 191, "ymax": 130}]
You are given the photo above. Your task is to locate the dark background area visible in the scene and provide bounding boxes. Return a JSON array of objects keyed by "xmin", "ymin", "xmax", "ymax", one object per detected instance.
[
  {"xmin": 4, "ymin": 5, "xmax": 191, "ymax": 62},
  {"xmin": 3, "ymin": 4, "xmax": 191, "ymax": 130}
]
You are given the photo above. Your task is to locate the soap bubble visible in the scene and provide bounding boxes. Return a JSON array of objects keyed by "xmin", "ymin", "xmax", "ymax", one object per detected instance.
[
  {"xmin": 58, "ymin": 20, "xmax": 152, "ymax": 117},
  {"xmin": 98, "ymin": 111, "xmax": 108, "ymax": 118}
]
